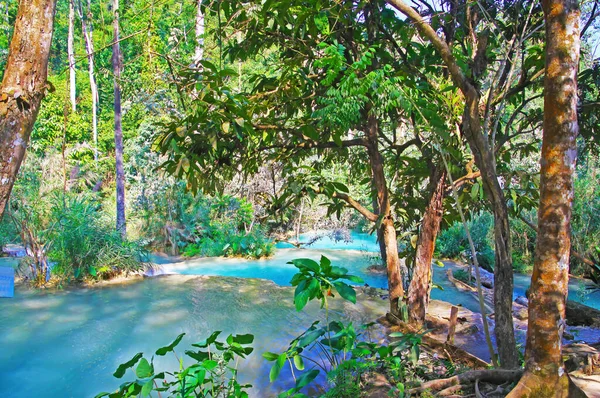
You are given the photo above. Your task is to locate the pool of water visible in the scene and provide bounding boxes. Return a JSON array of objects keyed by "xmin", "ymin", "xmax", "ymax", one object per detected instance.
[
  {"xmin": 2, "ymin": 231, "xmax": 599, "ymax": 398},
  {"xmin": 0, "ymin": 275, "xmax": 387, "ymax": 398}
]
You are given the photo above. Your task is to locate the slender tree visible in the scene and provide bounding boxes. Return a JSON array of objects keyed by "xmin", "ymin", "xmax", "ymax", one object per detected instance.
[
  {"xmin": 75, "ymin": 0, "xmax": 99, "ymax": 162},
  {"xmin": 194, "ymin": 0, "xmax": 204, "ymax": 67},
  {"xmin": 0, "ymin": 0, "xmax": 57, "ymax": 217},
  {"xmin": 388, "ymin": 0, "xmax": 520, "ymax": 368},
  {"xmin": 68, "ymin": 0, "xmax": 76, "ymax": 112},
  {"xmin": 112, "ymin": 0, "xmax": 126, "ymax": 236},
  {"xmin": 508, "ymin": 1, "xmax": 581, "ymax": 395}
]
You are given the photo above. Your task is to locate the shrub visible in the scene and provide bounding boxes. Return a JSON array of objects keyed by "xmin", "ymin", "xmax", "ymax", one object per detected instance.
[
  {"xmin": 49, "ymin": 194, "xmax": 148, "ymax": 281},
  {"xmin": 452, "ymin": 269, "xmax": 471, "ymax": 285},
  {"xmin": 96, "ymin": 332, "xmax": 253, "ymax": 398}
]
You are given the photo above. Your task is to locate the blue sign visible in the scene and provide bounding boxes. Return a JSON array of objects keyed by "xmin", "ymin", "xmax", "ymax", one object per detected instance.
[{"xmin": 0, "ymin": 266, "xmax": 15, "ymax": 298}]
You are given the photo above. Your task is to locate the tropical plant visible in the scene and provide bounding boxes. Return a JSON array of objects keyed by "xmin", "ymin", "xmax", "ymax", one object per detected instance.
[{"xmin": 96, "ymin": 332, "xmax": 254, "ymax": 398}]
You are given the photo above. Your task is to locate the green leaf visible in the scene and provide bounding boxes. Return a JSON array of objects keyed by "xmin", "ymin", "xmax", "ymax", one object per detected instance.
[
  {"xmin": 298, "ymin": 328, "xmax": 325, "ymax": 347},
  {"xmin": 141, "ymin": 379, "xmax": 153, "ymax": 397},
  {"xmin": 314, "ymin": 12, "xmax": 329, "ymax": 35},
  {"xmin": 295, "ymin": 369, "xmax": 319, "ymax": 389},
  {"xmin": 89, "ymin": 266, "xmax": 97, "ymax": 277},
  {"xmin": 471, "ymin": 183, "xmax": 479, "ymax": 200},
  {"xmin": 135, "ymin": 358, "xmax": 154, "ymax": 378},
  {"xmin": 233, "ymin": 333, "xmax": 254, "ymax": 345},
  {"xmin": 293, "ymin": 355, "xmax": 305, "ymax": 370},
  {"xmin": 192, "ymin": 331, "xmax": 221, "ymax": 348},
  {"xmin": 203, "ymin": 360, "xmax": 219, "ymax": 370},
  {"xmin": 294, "ymin": 287, "xmax": 311, "ymax": 311},
  {"xmin": 434, "ymin": 260, "xmax": 445, "ymax": 268},
  {"xmin": 269, "ymin": 353, "xmax": 287, "ymax": 382},
  {"xmin": 333, "ymin": 281, "xmax": 356, "ymax": 303},
  {"xmin": 262, "ymin": 351, "xmax": 279, "ymax": 361},
  {"xmin": 320, "ymin": 256, "xmax": 331, "ymax": 273},
  {"xmin": 344, "ymin": 274, "xmax": 364, "ymax": 284},
  {"xmin": 113, "ymin": 352, "xmax": 143, "ymax": 378},
  {"xmin": 155, "ymin": 333, "xmax": 185, "ymax": 356},
  {"xmin": 290, "ymin": 258, "xmax": 320, "ymax": 273}
]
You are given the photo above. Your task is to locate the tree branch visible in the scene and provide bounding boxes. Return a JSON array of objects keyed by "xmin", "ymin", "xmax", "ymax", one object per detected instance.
[
  {"xmin": 331, "ymin": 191, "xmax": 378, "ymax": 222},
  {"xmin": 386, "ymin": 0, "xmax": 476, "ymax": 99}
]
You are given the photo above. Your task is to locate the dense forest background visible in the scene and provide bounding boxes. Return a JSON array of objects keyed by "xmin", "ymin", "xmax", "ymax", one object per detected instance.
[{"xmin": 1, "ymin": 0, "xmax": 598, "ymax": 282}]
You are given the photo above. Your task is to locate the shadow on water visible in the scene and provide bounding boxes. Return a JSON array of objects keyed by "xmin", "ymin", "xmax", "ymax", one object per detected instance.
[
  {"xmin": 2, "ymin": 232, "xmax": 600, "ymax": 397},
  {"xmin": 0, "ymin": 274, "xmax": 388, "ymax": 398}
]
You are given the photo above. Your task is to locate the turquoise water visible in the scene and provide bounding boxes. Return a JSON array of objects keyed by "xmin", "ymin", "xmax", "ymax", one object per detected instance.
[
  {"xmin": 2, "ymin": 231, "xmax": 599, "ymax": 398},
  {"xmin": 0, "ymin": 276, "xmax": 387, "ymax": 398}
]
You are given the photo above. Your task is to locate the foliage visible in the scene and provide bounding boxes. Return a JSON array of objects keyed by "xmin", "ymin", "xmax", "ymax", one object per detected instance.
[
  {"xmin": 452, "ymin": 269, "xmax": 471, "ymax": 285},
  {"xmin": 263, "ymin": 255, "xmax": 423, "ymax": 397},
  {"xmin": 437, "ymin": 212, "xmax": 494, "ymax": 271},
  {"xmin": 289, "ymin": 256, "xmax": 364, "ymax": 311},
  {"xmin": 96, "ymin": 332, "xmax": 253, "ymax": 398},
  {"xmin": 49, "ymin": 194, "xmax": 148, "ymax": 281}
]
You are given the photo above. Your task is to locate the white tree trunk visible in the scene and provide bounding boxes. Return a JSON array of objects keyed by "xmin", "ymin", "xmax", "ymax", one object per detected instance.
[
  {"xmin": 68, "ymin": 0, "xmax": 76, "ymax": 111},
  {"xmin": 194, "ymin": 0, "xmax": 204, "ymax": 67},
  {"xmin": 76, "ymin": 0, "xmax": 98, "ymax": 161}
]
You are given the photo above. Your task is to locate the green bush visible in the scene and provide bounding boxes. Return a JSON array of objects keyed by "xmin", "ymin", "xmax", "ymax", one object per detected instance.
[
  {"xmin": 436, "ymin": 212, "xmax": 495, "ymax": 271},
  {"xmin": 452, "ymin": 269, "xmax": 471, "ymax": 285},
  {"xmin": 49, "ymin": 194, "xmax": 148, "ymax": 281}
]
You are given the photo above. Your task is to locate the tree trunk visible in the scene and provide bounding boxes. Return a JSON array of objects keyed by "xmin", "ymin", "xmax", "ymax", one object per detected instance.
[
  {"xmin": 0, "ymin": 0, "xmax": 57, "ymax": 218},
  {"xmin": 407, "ymin": 168, "xmax": 446, "ymax": 325},
  {"xmin": 463, "ymin": 91, "xmax": 518, "ymax": 369},
  {"xmin": 194, "ymin": 0, "xmax": 204, "ymax": 67},
  {"xmin": 112, "ymin": 0, "xmax": 126, "ymax": 237},
  {"xmin": 508, "ymin": 1, "xmax": 580, "ymax": 395},
  {"xmin": 68, "ymin": 0, "xmax": 76, "ymax": 112},
  {"xmin": 76, "ymin": 0, "xmax": 98, "ymax": 162},
  {"xmin": 365, "ymin": 112, "xmax": 404, "ymax": 317},
  {"xmin": 387, "ymin": 0, "xmax": 519, "ymax": 368}
]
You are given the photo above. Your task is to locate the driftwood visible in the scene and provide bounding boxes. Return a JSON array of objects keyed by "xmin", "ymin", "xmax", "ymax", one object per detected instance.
[
  {"xmin": 566, "ymin": 300, "xmax": 600, "ymax": 328},
  {"xmin": 407, "ymin": 369, "xmax": 523, "ymax": 395},
  {"xmin": 384, "ymin": 313, "xmax": 490, "ymax": 369}
]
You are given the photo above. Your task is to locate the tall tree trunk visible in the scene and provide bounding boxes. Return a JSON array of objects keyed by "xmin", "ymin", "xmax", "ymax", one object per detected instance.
[
  {"xmin": 112, "ymin": 0, "xmax": 126, "ymax": 237},
  {"xmin": 76, "ymin": 0, "xmax": 98, "ymax": 162},
  {"xmin": 194, "ymin": 0, "xmax": 204, "ymax": 67},
  {"xmin": 365, "ymin": 113, "xmax": 404, "ymax": 317},
  {"xmin": 408, "ymin": 168, "xmax": 446, "ymax": 325},
  {"xmin": 463, "ymin": 96, "xmax": 518, "ymax": 368},
  {"xmin": 508, "ymin": 1, "xmax": 581, "ymax": 395},
  {"xmin": 387, "ymin": 0, "xmax": 519, "ymax": 368},
  {"xmin": 0, "ymin": 0, "xmax": 57, "ymax": 218},
  {"xmin": 68, "ymin": 0, "xmax": 76, "ymax": 112}
]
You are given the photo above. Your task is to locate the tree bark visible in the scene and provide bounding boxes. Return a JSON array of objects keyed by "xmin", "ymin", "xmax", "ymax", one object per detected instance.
[
  {"xmin": 76, "ymin": 0, "xmax": 98, "ymax": 162},
  {"xmin": 386, "ymin": 0, "xmax": 519, "ymax": 368},
  {"xmin": 508, "ymin": 1, "xmax": 580, "ymax": 395},
  {"xmin": 112, "ymin": 0, "xmax": 126, "ymax": 237},
  {"xmin": 194, "ymin": 0, "xmax": 204, "ymax": 67},
  {"xmin": 0, "ymin": 0, "xmax": 57, "ymax": 218},
  {"xmin": 365, "ymin": 112, "xmax": 404, "ymax": 317},
  {"xmin": 68, "ymin": 0, "xmax": 76, "ymax": 111},
  {"xmin": 407, "ymin": 168, "xmax": 446, "ymax": 325}
]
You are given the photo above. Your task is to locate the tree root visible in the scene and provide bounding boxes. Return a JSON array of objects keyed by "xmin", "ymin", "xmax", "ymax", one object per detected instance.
[
  {"xmin": 408, "ymin": 369, "xmax": 523, "ymax": 395},
  {"xmin": 384, "ymin": 313, "xmax": 490, "ymax": 369},
  {"xmin": 505, "ymin": 371, "xmax": 587, "ymax": 398}
]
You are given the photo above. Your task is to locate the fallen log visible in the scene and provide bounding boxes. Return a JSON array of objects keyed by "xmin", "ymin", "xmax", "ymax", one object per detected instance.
[
  {"xmin": 566, "ymin": 300, "xmax": 600, "ymax": 328},
  {"xmin": 407, "ymin": 369, "xmax": 523, "ymax": 395}
]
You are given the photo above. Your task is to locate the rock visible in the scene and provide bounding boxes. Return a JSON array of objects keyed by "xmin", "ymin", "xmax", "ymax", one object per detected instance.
[
  {"xmin": 564, "ymin": 332, "xmax": 575, "ymax": 341},
  {"xmin": 362, "ymin": 372, "xmax": 393, "ymax": 398},
  {"xmin": 566, "ymin": 300, "xmax": 600, "ymax": 328},
  {"xmin": 514, "ymin": 307, "xmax": 528, "ymax": 321},
  {"xmin": 515, "ymin": 296, "xmax": 529, "ymax": 306},
  {"xmin": 470, "ymin": 266, "xmax": 495, "ymax": 288},
  {"xmin": 2, "ymin": 244, "xmax": 26, "ymax": 257}
]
